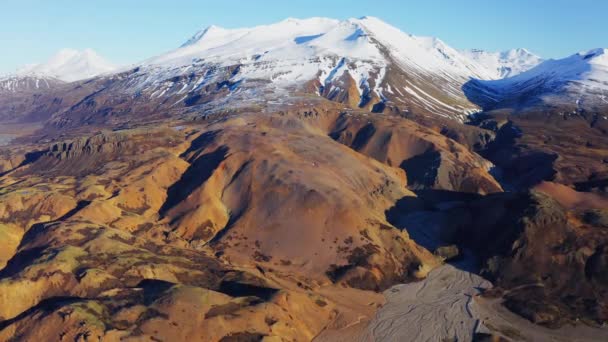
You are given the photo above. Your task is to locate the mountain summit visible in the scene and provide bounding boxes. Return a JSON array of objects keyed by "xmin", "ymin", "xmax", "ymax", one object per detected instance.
[
  {"xmin": 16, "ymin": 48, "xmax": 116, "ymax": 82},
  {"xmin": 1, "ymin": 18, "xmax": 545, "ymax": 121},
  {"xmin": 118, "ymin": 17, "xmax": 541, "ymax": 121},
  {"xmin": 462, "ymin": 48, "xmax": 543, "ymax": 78}
]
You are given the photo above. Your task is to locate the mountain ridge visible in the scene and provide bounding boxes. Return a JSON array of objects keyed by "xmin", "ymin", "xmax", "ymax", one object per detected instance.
[{"xmin": 95, "ymin": 16, "xmax": 543, "ymax": 122}]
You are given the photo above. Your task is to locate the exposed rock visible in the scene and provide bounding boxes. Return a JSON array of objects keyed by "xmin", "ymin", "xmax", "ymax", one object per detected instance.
[
  {"xmin": 434, "ymin": 245, "xmax": 460, "ymax": 261},
  {"xmin": 46, "ymin": 132, "xmax": 132, "ymax": 160}
]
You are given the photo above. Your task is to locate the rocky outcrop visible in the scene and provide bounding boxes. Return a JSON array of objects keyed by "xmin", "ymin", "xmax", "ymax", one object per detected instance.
[{"xmin": 47, "ymin": 132, "xmax": 132, "ymax": 160}]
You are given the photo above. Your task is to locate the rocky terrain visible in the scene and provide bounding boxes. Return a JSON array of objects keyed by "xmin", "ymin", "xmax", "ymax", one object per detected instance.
[{"xmin": 0, "ymin": 15, "xmax": 607, "ymax": 342}]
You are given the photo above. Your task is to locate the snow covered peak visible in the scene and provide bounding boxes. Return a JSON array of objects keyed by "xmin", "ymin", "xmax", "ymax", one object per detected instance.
[
  {"xmin": 463, "ymin": 48, "xmax": 543, "ymax": 78},
  {"xmin": 343, "ymin": 17, "xmax": 499, "ymax": 79},
  {"xmin": 501, "ymin": 47, "xmax": 533, "ymax": 58},
  {"xmin": 129, "ymin": 17, "xmax": 504, "ymax": 120},
  {"xmin": 180, "ymin": 25, "xmax": 231, "ymax": 47},
  {"xmin": 148, "ymin": 16, "xmax": 495, "ymax": 80},
  {"xmin": 469, "ymin": 47, "xmax": 608, "ymax": 111},
  {"xmin": 577, "ymin": 48, "xmax": 608, "ymax": 65},
  {"xmin": 112, "ymin": 17, "xmax": 608, "ymax": 119},
  {"xmin": 16, "ymin": 48, "xmax": 116, "ymax": 82},
  {"xmin": 179, "ymin": 17, "xmax": 341, "ymax": 49},
  {"xmin": 148, "ymin": 17, "xmax": 384, "ymax": 68},
  {"xmin": 499, "ymin": 47, "xmax": 608, "ymax": 87}
]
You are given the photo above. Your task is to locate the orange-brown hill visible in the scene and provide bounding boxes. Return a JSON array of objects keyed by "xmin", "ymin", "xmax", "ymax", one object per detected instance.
[{"xmin": 0, "ymin": 108, "xmax": 479, "ymax": 340}]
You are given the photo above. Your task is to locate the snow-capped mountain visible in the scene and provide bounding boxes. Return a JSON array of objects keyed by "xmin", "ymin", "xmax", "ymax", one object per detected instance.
[
  {"xmin": 462, "ymin": 48, "xmax": 542, "ymax": 78},
  {"xmin": 0, "ymin": 17, "xmax": 552, "ymax": 123},
  {"xmin": 105, "ymin": 16, "xmax": 530, "ymax": 121},
  {"xmin": 2, "ymin": 16, "xmax": 606, "ymax": 128},
  {"xmin": 504, "ymin": 48, "xmax": 608, "ymax": 92},
  {"xmin": 1, "ymin": 48, "xmax": 116, "ymax": 93},
  {"xmin": 16, "ymin": 48, "xmax": 116, "ymax": 83},
  {"xmin": 466, "ymin": 48, "xmax": 608, "ymax": 111}
]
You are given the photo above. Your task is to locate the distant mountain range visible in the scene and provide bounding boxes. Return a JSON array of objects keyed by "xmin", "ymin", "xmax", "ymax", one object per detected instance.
[{"xmin": 0, "ymin": 17, "xmax": 606, "ymax": 125}]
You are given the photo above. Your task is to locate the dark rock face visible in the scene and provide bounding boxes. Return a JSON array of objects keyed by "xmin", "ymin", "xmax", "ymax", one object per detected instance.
[
  {"xmin": 471, "ymin": 111, "xmax": 608, "ymax": 192},
  {"xmin": 0, "ymin": 76, "xmax": 64, "ymax": 94},
  {"xmin": 0, "ymin": 78, "xmax": 103, "ymax": 124},
  {"xmin": 456, "ymin": 191, "xmax": 608, "ymax": 327},
  {"xmin": 400, "ymin": 150, "xmax": 442, "ymax": 189}
]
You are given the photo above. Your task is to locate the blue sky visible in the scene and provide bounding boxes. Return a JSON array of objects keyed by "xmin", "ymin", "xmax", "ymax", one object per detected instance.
[{"xmin": 1, "ymin": 0, "xmax": 606, "ymax": 73}]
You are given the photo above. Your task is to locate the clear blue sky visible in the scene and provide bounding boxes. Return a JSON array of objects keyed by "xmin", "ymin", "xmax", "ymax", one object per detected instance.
[{"xmin": 1, "ymin": 0, "xmax": 606, "ymax": 73}]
